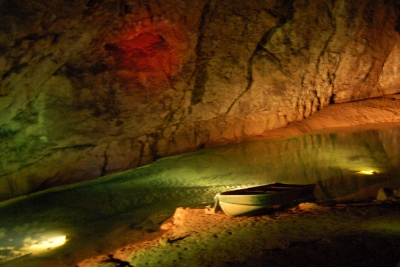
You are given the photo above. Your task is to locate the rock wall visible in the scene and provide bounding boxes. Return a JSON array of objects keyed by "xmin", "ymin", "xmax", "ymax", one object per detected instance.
[{"xmin": 1, "ymin": 0, "xmax": 400, "ymax": 200}]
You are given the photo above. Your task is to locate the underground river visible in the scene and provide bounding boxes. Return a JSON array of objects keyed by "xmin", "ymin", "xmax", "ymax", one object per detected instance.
[{"xmin": 1, "ymin": 123, "xmax": 400, "ymax": 267}]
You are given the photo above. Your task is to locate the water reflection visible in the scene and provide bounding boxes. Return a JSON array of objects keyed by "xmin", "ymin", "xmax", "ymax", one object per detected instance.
[{"xmin": 1, "ymin": 123, "xmax": 400, "ymax": 266}]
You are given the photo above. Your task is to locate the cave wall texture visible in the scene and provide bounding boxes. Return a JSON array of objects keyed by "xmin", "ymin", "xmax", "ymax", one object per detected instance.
[{"xmin": 1, "ymin": 0, "xmax": 400, "ymax": 200}]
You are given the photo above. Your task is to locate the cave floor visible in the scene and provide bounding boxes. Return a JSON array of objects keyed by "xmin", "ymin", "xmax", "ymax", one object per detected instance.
[{"xmin": 80, "ymin": 201, "xmax": 400, "ymax": 267}]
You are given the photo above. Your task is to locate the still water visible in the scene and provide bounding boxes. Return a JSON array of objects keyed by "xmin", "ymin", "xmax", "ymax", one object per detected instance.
[{"xmin": 1, "ymin": 123, "xmax": 400, "ymax": 266}]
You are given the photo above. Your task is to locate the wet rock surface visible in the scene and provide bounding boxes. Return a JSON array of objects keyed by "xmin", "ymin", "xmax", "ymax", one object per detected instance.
[{"xmin": 2, "ymin": 0, "xmax": 400, "ymax": 199}]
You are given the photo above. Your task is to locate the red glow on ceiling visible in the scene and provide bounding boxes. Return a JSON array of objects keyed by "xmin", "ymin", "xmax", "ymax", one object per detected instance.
[
  {"xmin": 105, "ymin": 21, "xmax": 189, "ymax": 89},
  {"xmin": 119, "ymin": 33, "xmax": 164, "ymax": 50}
]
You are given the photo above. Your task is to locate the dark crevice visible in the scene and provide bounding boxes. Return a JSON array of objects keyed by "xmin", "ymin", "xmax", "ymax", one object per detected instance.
[
  {"xmin": 143, "ymin": 4, "xmax": 154, "ymax": 21},
  {"xmin": 101, "ymin": 149, "xmax": 109, "ymax": 176},
  {"xmin": 275, "ymin": 0, "xmax": 296, "ymax": 24},
  {"xmin": 2, "ymin": 32, "xmax": 60, "ymax": 82},
  {"xmin": 396, "ymin": 15, "xmax": 400, "ymax": 33},
  {"xmin": 34, "ymin": 172, "xmax": 63, "ymax": 192},
  {"xmin": 103, "ymin": 254, "xmax": 134, "ymax": 267},
  {"xmin": 86, "ymin": 0, "xmax": 103, "ymax": 8},
  {"xmin": 263, "ymin": 8, "xmax": 280, "ymax": 19},
  {"xmin": 226, "ymin": 0, "xmax": 295, "ymax": 114},
  {"xmin": 14, "ymin": 32, "xmax": 59, "ymax": 46},
  {"xmin": 64, "ymin": 61, "xmax": 109, "ymax": 80},
  {"xmin": 329, "ymin": 93, "xmax": 335, "ymax": 104},
  {"xmin": 316, "ymin": 4, "xmax": 336, "ymax": 71},
  {"xmin": 391, "ymin": 0, "xmax": 400, "ymax": 33},
  {"xmin": 16, "ymin": 33, "xmax": 40, "ymax": 43},
  {"xmin": 192, "ymin": 0, "xmax": 296, "ymax": 109},
  {"xmin": 64, "ymin": 63, "xmax": 85, "ymax": 83},
  {"xmin": 149, "ymin": 132, "xmax": 162, "ymax": 161},
  {"xmin": 118, "ymin": 0, "xmax": 131, "ymax": 16},
  {"xmin": 360, "ymin": 61, "xmax": 375, "ymax": 85},
  {"xmin": 363, "ymin": 1, "xmax": 378, "ymax": 26},
  {"xmin": 51, "ymin": 33, "xmax": 63, "ymax": 45},
  {"xmin": 104, "ymin": 43, "xmax": 124, "ymax": 56},
  {"xmin": 190, "ymin": 0, "xmax": 213, "ymax": 105},
  {"xmin": 191, "ymin": 67, "xmax": 208, "ymax": 105},
  {"xmin": 138, "ymin": 140, "xmax": 146, "ymax": 166},
  {"xmin": 259, "ymin": 27, "xmax": 280, "ymax": 47},
  {"xmin": 84, "ymin": 0, "xmax": 104, "ymax": 16},
  {"xmin": 51, "ymin": 144, "xmax": 97, "ymax": 151},
  {"xmin": 1, "ymin": 63, "xmax": 28, "ymax": 81},
  {"xmin": 225, "ymin": 45, "xmax": 257, "ymax": 114},
  {"xmin": 257, "ymin": 44, "xmax": 282, "ymax": 68},
  {"xmin": 315, "ymin": 3, "xmax": 337, "ymax": 106},
  {"xmin": 225, "ymin": 29, "xmax": 278, "ymax": 114}
]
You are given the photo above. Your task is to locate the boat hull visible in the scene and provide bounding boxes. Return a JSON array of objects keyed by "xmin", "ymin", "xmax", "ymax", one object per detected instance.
[{"xmin": 216, "ymin": 183, "xmax": 315, "ymax": 216}]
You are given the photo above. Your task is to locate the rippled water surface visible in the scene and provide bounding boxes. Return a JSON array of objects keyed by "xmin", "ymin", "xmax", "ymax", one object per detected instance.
[{"xmin": 1, "ymin": 123, "xmax": 400, "ymax": 266}]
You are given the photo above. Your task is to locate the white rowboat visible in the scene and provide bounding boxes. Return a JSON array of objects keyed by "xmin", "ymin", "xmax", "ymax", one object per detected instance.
[{"xmin": 207, "ymin": 183, "xmax": 316, "ymax": 216}]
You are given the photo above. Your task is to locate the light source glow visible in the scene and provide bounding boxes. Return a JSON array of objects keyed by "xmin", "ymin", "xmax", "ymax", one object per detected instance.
[
  {"xmin": 25, "ymin": 235, "xmax": 67, "ymax": 251},
  {"xmin": 357, "ymin": 170, "xmax": 377, "ymax": 175},
  {"xmin": 0, "ymin": 230, "xmax": 68, "ymax": 264}
]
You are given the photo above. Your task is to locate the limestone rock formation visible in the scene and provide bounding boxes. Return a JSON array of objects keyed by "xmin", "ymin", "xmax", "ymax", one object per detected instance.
[{"xmin": 1, "ymin": 0, "xmax": 400, "ymax": 200}]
